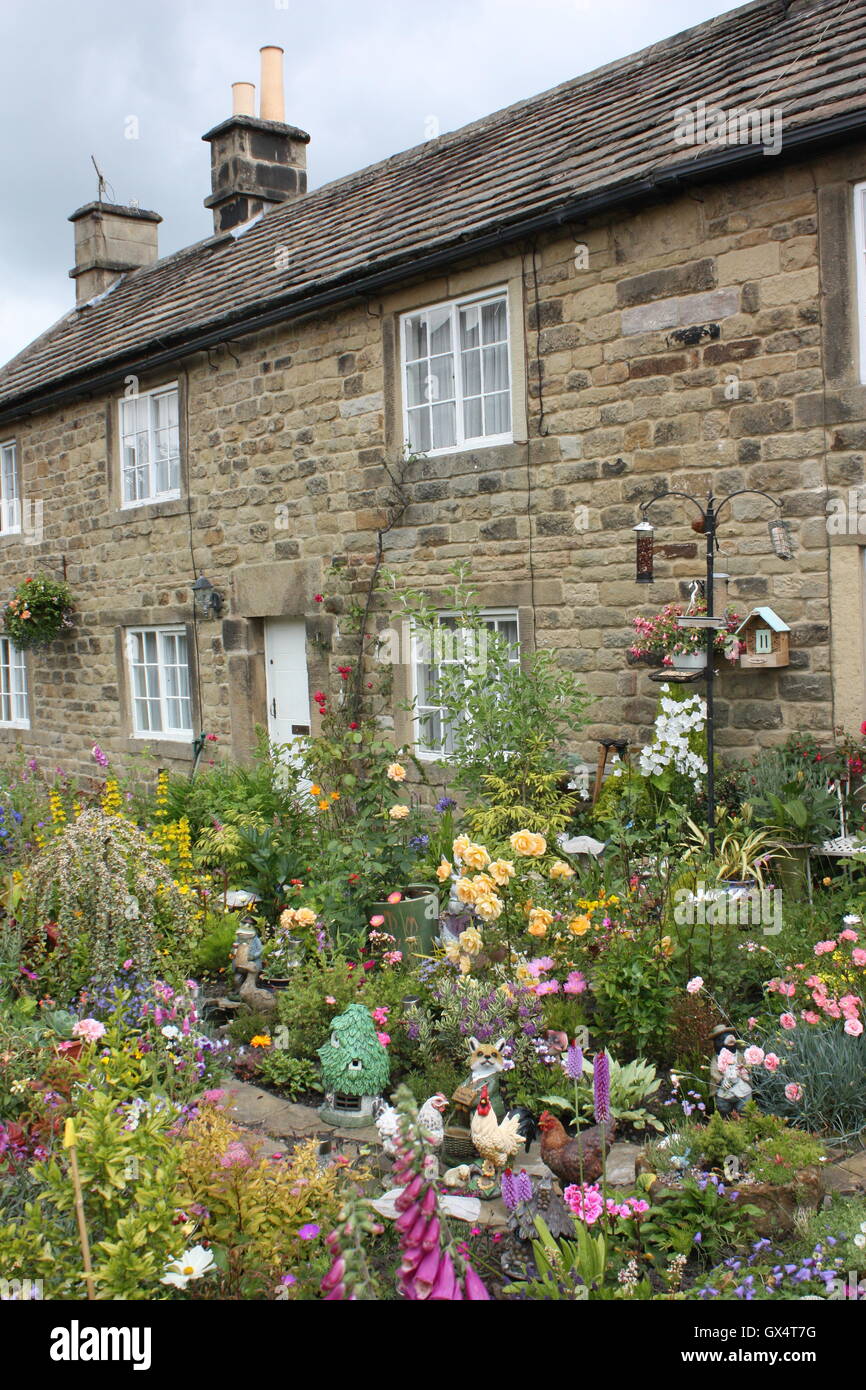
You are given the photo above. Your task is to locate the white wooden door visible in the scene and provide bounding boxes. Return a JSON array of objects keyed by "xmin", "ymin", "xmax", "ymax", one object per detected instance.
[{"xmin": 265, "ymin": 620, "xmax": 312, "ymax": 751}]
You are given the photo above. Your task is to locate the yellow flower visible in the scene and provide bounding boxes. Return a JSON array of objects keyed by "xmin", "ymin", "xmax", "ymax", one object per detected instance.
[
  {"xmin": 489, "ymin": 859, "xmax": 515, "ymax": 886},
  {"xmin": 510, "ymin": 830, "xmax": 535, "ymax": 857},
  {"xmin": 529, "ymin": 907, "xmax": 554, "ymax": 932},
  {"xmin": 454, "ymin": 877, "xmax": 478, "ymax": 905},
  {"xmin": 330, "ymin": 791, "xmax": 341, "ymax": 801},
  {"xmin": 310, "ymin": 785, "xmax": 322, "ymax": 796},
  {"xmin": 529, "ymin": 833, "xmax": 547, "ymax": 857},
  {"xmin": 458, "ymin": 954, "xmax": 473, "ymax": 975},
  {"xmin": 462, "ymin": 842, "xmax": 490, "ymax": 871},
  {"xmin": 459, "ymin": 926, "xmax": 484, "ymax": 954},
  {"xmin": 295, "ymin": 907, "xmax": 317, "ymax": 927},
  {"xmin": 444, "ymin": 938, "xmax": 461, "ymax": 965},
  {"xmin": 658, "ymin": 935, "xmax": 674, "ymax": 957},
  {"xmin": 318, "ymin": 800, "xmax": 330, "ymax": 811},
  {"xmin": 250, "ymin": 1035, "xmax": 272, "ymax": 1048},
  {"xmin": 389, "ymin": 804, "xmax": 410, "ymax": 820},
  {"xmin": 474, "ymin": 894, "xmax": 503, "ymax": 923},
  {"xmin": 280, "ymin": 908, "xmax": 297, "ymax": 927},
  {"xmin": 435, "ymin": 859, "xmax": 453, "ymax": 882},
  {"xmin": 386, "ymin": 762, "xmax": 407, "ymax": 782},
  {"xmin": 528, "ymin": 919, "xmax": 548, "ymax": 938},
  {"xmin": 472, "ymin": 873, "xmax": 494, "ymax": 895},
  {"xmin": 608, "ymin": 895, "xmax": 620, "ymax": 905},
  {"xmin": 452, "ymin": 835, "xmax": 471, "ymax": 863},
  {"xmin": 567, "ymin": 915, "xmax": 592, "ymax": 936},
  {"xmin": 550, "ymin": 860, "xmax": 575, "ymax": 880}
]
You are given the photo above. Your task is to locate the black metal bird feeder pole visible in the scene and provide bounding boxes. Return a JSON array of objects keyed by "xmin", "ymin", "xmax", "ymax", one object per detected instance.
[{"xmin": 635, "ymin": 488, "xmax": 784, "ymax": 859}]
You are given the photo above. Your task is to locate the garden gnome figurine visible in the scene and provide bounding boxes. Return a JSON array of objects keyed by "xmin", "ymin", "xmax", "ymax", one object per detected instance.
[
  {"xmin": 317, "ymin": 1003, "xmax": 391, "ymax": 1128},
  {"xmin": 709, "ymin": 1024, "xmax": 752, "ymax": 1115}
]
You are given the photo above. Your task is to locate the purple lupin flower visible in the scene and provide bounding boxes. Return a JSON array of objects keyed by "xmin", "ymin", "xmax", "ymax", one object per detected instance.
[
  {"xmin": 501, "ymin": 1169, "xmax": 518, "ymax": 1211},
  {"xmin": 563, "ymin": 1040, "xmax": 584, "ymax": 1081},
  {"xmin": 514, "ymin": 1169, "xmax": 533, "ymax": 1204},
  {"xmin": 593, "ymin": 1049, "xmax": 611, "ymax": 1124}
]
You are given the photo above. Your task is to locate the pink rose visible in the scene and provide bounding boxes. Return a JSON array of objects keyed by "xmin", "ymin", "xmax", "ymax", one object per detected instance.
[
  {"xmin": 72, "ymin": 1017, "xmax": 106, "ymax": 1042},
  {"xmin": 763, "ymin": 1053, "xmax": 780, "ymax": 1072},
  {"xmin": 814, "ymin": 940, "xmax": 837, "ymax": 956},
  {"xmin": 780, "ymin": 1013, "xmax": 797, "ymax": 1030},
  {"xmin": 784, "ymin": 1083, "xmax": 803, "ymax": 1102},
  {"xmin": 844, "ymin": 1018, "xmax": 864, "ymax": 1036},
  {"xmin": 853, "ymin": 949, "xmax": 866, "ymax": 967}
]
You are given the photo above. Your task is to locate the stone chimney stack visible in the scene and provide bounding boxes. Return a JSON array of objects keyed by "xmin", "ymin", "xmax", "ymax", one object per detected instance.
[
  {"xmin": 68, "ymin": 202, "xmax": 161, "ymax": 306},
  {"xmin": 202, "ymin": 46, "xmax": 310, "ymax": 234}
]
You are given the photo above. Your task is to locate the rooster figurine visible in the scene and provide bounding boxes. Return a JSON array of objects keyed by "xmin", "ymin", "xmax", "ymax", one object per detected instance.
[{"xmin": 470, "ymin": 1085, "xmax": 523, "ymax": 1176}]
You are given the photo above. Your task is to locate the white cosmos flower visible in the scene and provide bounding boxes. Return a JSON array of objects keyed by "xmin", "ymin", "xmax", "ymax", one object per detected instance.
[{"xmin": 162, "ymin": 1244, "xmax": 215, "ymax": 1287}]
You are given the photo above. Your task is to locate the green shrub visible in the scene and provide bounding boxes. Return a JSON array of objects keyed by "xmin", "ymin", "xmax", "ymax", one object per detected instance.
[
  {"xmin": 191, "ymin": 911, "xmax": 240, "ymax": 979},
  {"xmin": 254, "ymin": 1050, "xmax": 320, "ymax": 1100}
]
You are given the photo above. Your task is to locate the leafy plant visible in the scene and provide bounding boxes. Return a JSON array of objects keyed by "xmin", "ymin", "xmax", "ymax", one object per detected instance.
[
  {"xmin": 191, "ymin": 911, "xmax": 241, "ymax": 978},
  {"xmin": 541, "ymin": 1055, "xmax": 664, "ymax": 1132},
  {"xmin": 751, "ymin": 1025, "xmax": 866, "ymax": 1140},
  {"xmin": 254, "ymin": 1050, "xmax": 320, "ymax": 1100}
]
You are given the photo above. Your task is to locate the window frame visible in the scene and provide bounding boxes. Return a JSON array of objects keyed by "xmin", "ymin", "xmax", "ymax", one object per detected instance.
[
  {"xmin": 411, "ymin": 608, "xmax": 520, "ymax": 761},
  {"xmin": 0, "ymin": 636, "xmax": 29, "ymax": 729},
  {"xmin": 125, "ymin": 624, "xmax": 193, "ymax": 741},
  {"xmin": 0, "ymin": 439, "xmax": 21, "ymax": 536},
  {"xmin": 855, "ymin": 182, "xmax": 866, "ymax": 387},
  {"xmin": 118, "ymin": 382, "xmax": 181, "ymax": 509},
  {"xmin": 400, "ymin": 289, "xmax": 513, "ymax": 457}
]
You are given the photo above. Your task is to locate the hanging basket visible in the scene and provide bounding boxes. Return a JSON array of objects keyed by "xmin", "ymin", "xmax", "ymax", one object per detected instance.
[
  {"xmin": 3, "ymin": 575, "xmax": 74, "ymax": 648},
  {"xmin": 671, "ymin": 651, "xmax": 708, "ymax": 671}
]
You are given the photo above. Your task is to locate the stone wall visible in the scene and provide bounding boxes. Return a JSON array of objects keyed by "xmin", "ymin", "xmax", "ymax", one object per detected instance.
[{"xmin": 3, "ymin": 138, "xmax": 866, "ymax": 783}]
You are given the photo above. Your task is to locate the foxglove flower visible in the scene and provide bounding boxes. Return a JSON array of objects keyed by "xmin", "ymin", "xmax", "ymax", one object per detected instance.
[
  {"xmin": 514, "ymin": 1169, "xmax": 533, "ymax": 1204},
  {"xmin": 501, "ymin": 1169, "xmax": 517, "ymax": 1211}
]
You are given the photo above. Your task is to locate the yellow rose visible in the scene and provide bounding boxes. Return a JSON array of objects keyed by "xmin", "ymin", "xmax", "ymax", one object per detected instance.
[
  {"xmin": 527, "ymin": 920, "xmax": 548, "ymax": 938},
  {"xmin": 567, "ymin": 915, "xmax": 592, "ymax": 936},
  {"xmin": 529, "ymin": 833, "xmax": 547, "ymax": 857},
  {"xmin": 474, "ymin": 894, "xmax": 504, "ymax": 922},
  {"xmin": 389, "ymin": 804, "xmax": 410, "ymax": 820},
  {"xmin": 458, "ymin": 954, "xmax": 473, "ymax": 975},
  {"xmin": 452, "ymin": 835, "xmax": 471, "ymax": 863},
  {"xmin": 279, "ymin": 908, "xmax": 297, "ymax": 928},
  {"xmin": 387, "ymin": 762, "xmax": 407, "ymax": 782},
  {"xmin": 472, "ymin": 873, "xmax": 494, "ymax": 895},
  {"xmin": 462, "ymin": 842, "xmax": 490, "ymax": 871},
  {"xmin": 459, "ymin": 926, "xmax": 484, "ymax": 954},
  {"xmin": 443, "ymin": 939, "xmax": 461, "ymax": 966},
  {"xmin": 455, "ymin": 877, "xmax": 478, "ymax": 905},
  {"xmin": 510, "ymin": 830, "xmax": 535, "ymax": 856},
  {"xmin": 489, "ymin": 859, "xmax": 515, "ymax": 886},
  {"xmin": 295, "ymin": 907, "xmax": 317, "ymax": 927},
  {"xmin": 529, "ymin": 907, "xmax": 554, "ymax": 932},
  {"xmin": 550, "ymin": 859, "xmax": 576, "ymax": 880},
  {"xmin": 436, "ymin": 859, "xmax": 453, "ymax": 882}
]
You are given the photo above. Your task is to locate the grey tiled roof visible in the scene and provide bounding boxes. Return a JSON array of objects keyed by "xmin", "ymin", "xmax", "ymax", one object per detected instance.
[{"xmin": 1, "ymin": 0, "xmax": 865, "ymax": 413}]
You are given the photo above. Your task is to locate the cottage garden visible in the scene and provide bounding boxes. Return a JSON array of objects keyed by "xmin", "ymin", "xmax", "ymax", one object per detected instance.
[{"xmin": 1, "ymin": 581, "xmax": 866, "ymax": 1303}]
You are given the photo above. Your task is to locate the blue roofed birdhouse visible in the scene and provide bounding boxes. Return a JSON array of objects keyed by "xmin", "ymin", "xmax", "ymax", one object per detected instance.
[{"xmin": 735, "ymin": 607, "xmax": 790, "ymax": 669}]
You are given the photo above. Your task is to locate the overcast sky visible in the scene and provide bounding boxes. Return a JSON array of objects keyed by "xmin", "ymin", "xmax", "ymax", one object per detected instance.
[{"xmin": 0, "ymin": 0, "xmax": 742, "ymax": 367}]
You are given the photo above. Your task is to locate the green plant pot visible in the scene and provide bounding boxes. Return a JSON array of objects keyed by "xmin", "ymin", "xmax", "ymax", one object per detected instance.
[
  {"xmin": 774, "ymin": 844, "xmax": 812, "ymax": 901},
  {"xmin": 369, "ymin": 883, "xmax": 439, "ymax": 957}
]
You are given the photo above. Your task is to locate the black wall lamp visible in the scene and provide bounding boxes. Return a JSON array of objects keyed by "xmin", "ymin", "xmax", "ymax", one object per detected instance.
[{"xmin": 192, "ymin": 573, "xmax": 223, "ymax": 620}]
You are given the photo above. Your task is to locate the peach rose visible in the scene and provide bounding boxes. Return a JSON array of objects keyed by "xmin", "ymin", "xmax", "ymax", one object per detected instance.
[{"xmin": 489, "ymin": 859, "xmax": 515, "ymax": 886}]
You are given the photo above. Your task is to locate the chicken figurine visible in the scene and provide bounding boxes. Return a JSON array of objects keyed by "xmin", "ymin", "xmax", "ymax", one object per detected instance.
[
  {"xmin": 470, "ymin": 1085, "xmax": 523, "ymax": 1176},
  {"xmin": 376, "ymin": 1093, "xmax": 448, "ymax": 1163},
  {"xmin": 537, "ymin": 1110, "xmax": 616, "ymax": 1187}
]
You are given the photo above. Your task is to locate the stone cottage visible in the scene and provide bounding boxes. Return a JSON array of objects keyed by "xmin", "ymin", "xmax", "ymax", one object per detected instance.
[{"xmin": 1, "ymin": 0, "xmax": 866, "ymax": 785}]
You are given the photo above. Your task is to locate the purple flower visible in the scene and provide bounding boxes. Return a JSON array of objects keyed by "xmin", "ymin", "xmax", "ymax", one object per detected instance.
[
  {"xmin": 280, "ymin": 1273, "xmax": 296, "ymax": 1286},
  {"xmin": 514, "ymin": 1169, "xmax": 533, "ymax": 1204},
  {"xmin": 501, "ymin": 1170, "xmax": 518, "ymax": 1210},
  {"xmin": 298, "ymin": 1223, "xmax": 320, "ymax": 1240},
  {"xmin": 563, "ymin": 1041, "xmax": 584, "ymax": 1081},
  {"xmin": 435, "ymin": 797, "xmax": 457, "ymax": 813},
  {"xmin": 91, "ymin": 744, "xmax": 110, "ymax": 769},
  {"xmin": 593, "ymin": 1050, "xmax": 611, "ymax": 1124}
]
